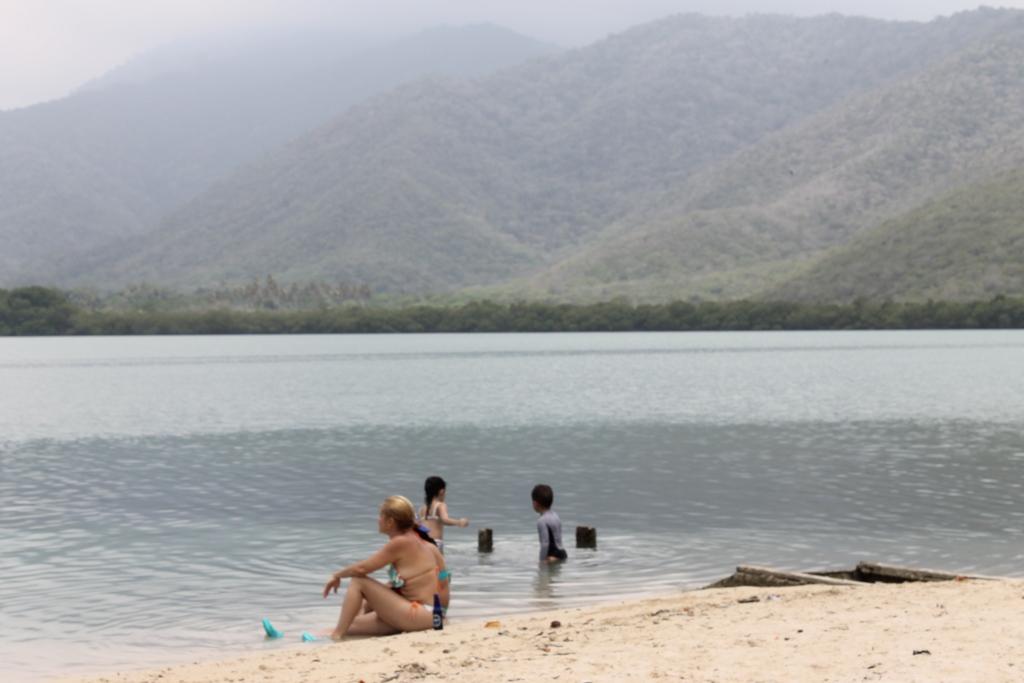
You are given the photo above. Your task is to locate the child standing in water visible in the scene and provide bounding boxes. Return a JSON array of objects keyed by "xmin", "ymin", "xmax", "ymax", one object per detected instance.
[
  {"xmin": 418, "ymin": 476, "xmax": 469, "ymax": 553},
  {"xmin": 532, "ymin": 483, "xmax": 568, "ymax": 563}
]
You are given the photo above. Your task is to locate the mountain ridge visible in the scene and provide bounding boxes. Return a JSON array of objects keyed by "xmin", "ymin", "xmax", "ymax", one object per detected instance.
[
  {"xmin": 73, "ymin": 11, "xmax": 1024, "ymax": 298},
  {"xmin": 521, "ymin": 12, "xmax": 1024, "ymax": 301},
  {"xmin": 766, "ymin": 168, "xmax": 1024, "ymax": 302},
  {"xmin": 8, "ymin": 10, "xmax": 1024, "ymax": 304},
  {"xmin": 0, "ymin": 24, "xmax": 556, "ymax": 285}
]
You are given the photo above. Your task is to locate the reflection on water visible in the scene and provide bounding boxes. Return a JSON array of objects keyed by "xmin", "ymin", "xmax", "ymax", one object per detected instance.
[
  {"xmin": 2, "ymin": 331, "xmax": 1024, "ymax": 681},
  {"xmin": 5, "ymin": 420, "xmax": 1024, "ymax": 680},
  {"xmin": 531, "ymin": 560, "xmax": 564, "ymax": 609}
]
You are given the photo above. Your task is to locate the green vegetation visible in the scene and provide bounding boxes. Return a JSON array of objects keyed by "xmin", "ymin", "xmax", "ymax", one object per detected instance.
[
  {"xmin": 767, "ymin": 169, "xmax": 1024, "ymax": 302},
  {"xmin": 51, "ymin": 11, "xmax": 1024, "ymax": 300},
  {"xmin": 525, "ymin": 17, "xmax": 1024, "ymax": 302},
  {"xmin": 0, "ymin": 287, "xmax": 78, "ymax": 336},
  {"xmin": 0, "ymin": 25, "xmax": 554, "ymax": 284},
  {"xmin": 4, "ymin": 287, "xmax": 1024, "ymax": 336},
  {"xmin": 71, "ymin": 277, "xmax": 373, "ymax": 313},
  {"xmin": 6, "ymin": 11, "xmax": 1024, "ymax": 304}
]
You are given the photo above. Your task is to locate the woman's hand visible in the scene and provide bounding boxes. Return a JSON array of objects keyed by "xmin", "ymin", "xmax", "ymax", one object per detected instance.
[
  {"xmin": 458, "ymin": 518, "xmax": 470, "ymax": 528},
  {"xmin": 322, "ymin": 572, "xmax": 341, "ymax": 599}
]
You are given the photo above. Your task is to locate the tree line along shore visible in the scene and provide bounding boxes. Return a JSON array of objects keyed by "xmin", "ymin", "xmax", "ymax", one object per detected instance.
[{"xmin": 3, "ymin": 286, "xmax": 1024, "ymax": 336}]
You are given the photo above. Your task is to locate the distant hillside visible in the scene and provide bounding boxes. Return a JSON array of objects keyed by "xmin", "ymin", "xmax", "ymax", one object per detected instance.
[
  {"xmin": 76, "ymin": 11, "xmax": 1023, "ymax": 294},
  {"xmin": 73, "ymin": 29, "xmax": 379, "ymax": 94},
  {"xmin": 0, "ymin": 25, "xmax": 556, "ymax": 285},
  {"xmin": 520, "ymin": 11, "xmax": 1024, "ymax": 301},
  {"xmin": 764, "ymin": 169, "xmax": 1024, "ymax": 302}
]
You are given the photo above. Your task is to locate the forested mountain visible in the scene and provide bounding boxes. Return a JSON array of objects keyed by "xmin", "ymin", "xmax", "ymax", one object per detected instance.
[
  {"xmin": 0, "ymin": 25, "xmax": 555, "ymax": 284},
  {"xmin": 69, "ymin": 9, "xmax": 1024, "ymax": 300},
  {"xmin": 766, "ymin": 169, "xmax": 1024, "ymax": 302},
  {"xmin": 521, "ymin": 13, "xmax": 1024, "ymax": 301},
  {"xmin": 9, "ymin": 10, "xmax": 1024, "ymax": 304}
]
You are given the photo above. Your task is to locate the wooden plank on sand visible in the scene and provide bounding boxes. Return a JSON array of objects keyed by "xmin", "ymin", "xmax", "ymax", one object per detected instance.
[
  {"xmin": 706, "ymin": 565, "xmax": 863, "ymax": 589},
  {"xmin": 855, "ymin": 562, "xmax": 1004, "ymax": 582}
]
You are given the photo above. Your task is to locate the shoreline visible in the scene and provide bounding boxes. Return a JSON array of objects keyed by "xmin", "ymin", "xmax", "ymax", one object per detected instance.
[
  {"xmin": 61, "ymin": 579, "xmax": 1023, "ymax": 683},
  {"xmin": 7, "ymin": 286, "xmax": 1024, "ymax": 336}
]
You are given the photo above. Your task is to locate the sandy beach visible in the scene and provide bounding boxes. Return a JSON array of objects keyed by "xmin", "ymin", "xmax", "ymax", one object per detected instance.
[{"xmin": 64, "ymin": 578, "xmax": 1024, "ymax": 683}]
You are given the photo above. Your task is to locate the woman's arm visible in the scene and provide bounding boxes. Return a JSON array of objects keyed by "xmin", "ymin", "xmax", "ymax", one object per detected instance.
[
  {"xmin": 322, "ymin": 537, "xmax": 404, "ymax": 598},
  {"xmin": 436, "ymin": 502, "xmax": 469, "ymax": 528}
]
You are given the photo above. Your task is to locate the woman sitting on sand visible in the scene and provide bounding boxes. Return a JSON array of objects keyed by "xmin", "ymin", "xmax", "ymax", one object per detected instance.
[{"xmin": 321, "ymin": 495, "xmax": 450, "ymax": 640}]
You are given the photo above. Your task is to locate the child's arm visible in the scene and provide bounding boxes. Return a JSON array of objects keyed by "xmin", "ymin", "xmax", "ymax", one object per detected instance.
[{"xmin": 436, "ymin": 502, "xmax": 469, "ymax": 528}]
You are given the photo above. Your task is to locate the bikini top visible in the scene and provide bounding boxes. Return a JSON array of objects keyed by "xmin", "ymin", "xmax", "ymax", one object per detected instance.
[
  {"xmin": 387, "ymin": 563, "xmax": 452, "ymax": 590},
  {"xmin": 387, "ymin": 563, "xmax": 407, "ymax": 589},
  {"xmin": 422, "ymin": 503, "xmax": 441, "ymax": 521}
]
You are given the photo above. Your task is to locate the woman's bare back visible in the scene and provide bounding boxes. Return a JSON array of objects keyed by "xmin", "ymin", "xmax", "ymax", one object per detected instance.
[{"xmin": 390, "ymin": 535, "xmax": 441, "ymax": 604}]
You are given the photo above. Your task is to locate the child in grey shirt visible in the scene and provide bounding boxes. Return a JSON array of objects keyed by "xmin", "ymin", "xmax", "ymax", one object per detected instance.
[{"xmin": 531, "ymin": 484, "xmax": 568, "ymax": 562}]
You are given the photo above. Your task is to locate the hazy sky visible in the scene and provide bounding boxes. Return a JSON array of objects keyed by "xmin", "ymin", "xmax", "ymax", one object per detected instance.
[{"xmin": 2, "ymin": 1, "xmax": 1021, "ymax": 110}]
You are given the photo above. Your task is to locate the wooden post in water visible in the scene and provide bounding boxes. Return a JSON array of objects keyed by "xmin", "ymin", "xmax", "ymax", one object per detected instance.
[
  {"xmin": 576, "ymin": 526, "xmax": 597, "ymax": 549},
  {"xmin": 478, "ymin": 528, "xmax": 493, "ymax": 553}
]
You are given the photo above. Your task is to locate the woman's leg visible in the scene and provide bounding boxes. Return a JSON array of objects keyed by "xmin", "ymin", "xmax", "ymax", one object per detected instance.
[
  {"xmin": 330, "ymin": 577, "xmax": 433, "ymax": 639},
  {"xmin": 337, "ymin": 612, "xmax": 401, "ymax": 637},
  {"xmin": 331, "ymin": 577, "xmax": 374, "ymax": 639},
  {"xmin": 359, "ymin": 579, "xmax": 435, "ymax": 632},
  {"xmin": 319, "ymin": 612, "xmax": 395, "ymax": 639}
]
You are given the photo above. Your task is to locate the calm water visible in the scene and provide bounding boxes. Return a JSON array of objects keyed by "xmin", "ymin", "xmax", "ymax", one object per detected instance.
[{"xmin": 2, "ymin": 331, "xmax": 1023, "ymax": 680}]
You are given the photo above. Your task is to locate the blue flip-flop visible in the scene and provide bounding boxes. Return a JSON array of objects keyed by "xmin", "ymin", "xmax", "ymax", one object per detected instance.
[
  {"xmin": 262, "ymin": 618, "xmax": 284, "ymax": 639},
  {"xmin": 301, "ymin": 632, "xmax": 318, "ymax": 642}
]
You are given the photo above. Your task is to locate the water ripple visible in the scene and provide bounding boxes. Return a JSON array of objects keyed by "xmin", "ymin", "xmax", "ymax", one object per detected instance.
[{"xmin": 3, "ymin": 332, "xmax": 1024, "ymax": 680}]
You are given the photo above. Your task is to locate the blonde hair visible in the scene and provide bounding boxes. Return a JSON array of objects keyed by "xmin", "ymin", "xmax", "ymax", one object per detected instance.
[{"xmin": 380, "ymin": 495, "xmax": 417, "ymax": 531}]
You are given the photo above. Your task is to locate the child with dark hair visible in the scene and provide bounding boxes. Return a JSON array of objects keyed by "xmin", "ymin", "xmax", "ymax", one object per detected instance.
[
  {"xmin": 418, "ymin": 476, "xmax": 469, "ymax": 553},
  {"xmin": 531, "ymin": 484, "xmax": 567, "ymax": 563}
]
